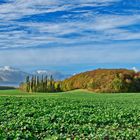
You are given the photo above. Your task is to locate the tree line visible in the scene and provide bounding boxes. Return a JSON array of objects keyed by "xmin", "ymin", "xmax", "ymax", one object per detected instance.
[
  {"xmin": 20, "ymin": 75, "xmax": 61, "ymax": 93},
  {"xmin": 20, "ymin": 69, "xmax": 140, "ymax": 93},
  {"xmin": 60, "ymin": 69, "xmax": 140, "ymax": 93}
]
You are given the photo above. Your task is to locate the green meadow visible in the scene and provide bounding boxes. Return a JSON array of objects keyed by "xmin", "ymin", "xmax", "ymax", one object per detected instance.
[{"xmin": 0, "ymin": 90, "xmax": 140, "ymax": 139}]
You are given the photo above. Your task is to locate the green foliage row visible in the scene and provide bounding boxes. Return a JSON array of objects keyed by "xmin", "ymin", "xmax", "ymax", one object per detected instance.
[
  {"xmin": 20, "ymin": 69, "xmax": 140, "ymax": 93},
  {"xmin": 0, "ymin": 86, "xmax": 15, "ymax": 90},
  {"xmin": 0, "ymin": 91, "xmax": 140, "ymax": 139},
  {"xmin": 20, "ymin": 75, "xmax": 61, "ymax": 93}
]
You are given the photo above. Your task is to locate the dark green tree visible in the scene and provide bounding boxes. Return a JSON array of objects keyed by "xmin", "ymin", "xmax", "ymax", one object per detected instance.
[
  {"xmin": 44, "ymin": 76, "xmax": 48, "ymax": 92},
  {"xmin": 36, "ymin": 76, "xmax": 40, "ymax": 92},
  {"xmin": 26, "ymin": 76, "xmax": 30, "ymax": 92},
  {"xmin": 22, "ymin": 75, "xmax": 61, "ymax": 93},
  {"xmin": 30, "ymin": 76, "xmax": 34, "ymax": 92},
  {"xmin": 49, "ymin": 75, "xmax": 55, "ymax": 92}
]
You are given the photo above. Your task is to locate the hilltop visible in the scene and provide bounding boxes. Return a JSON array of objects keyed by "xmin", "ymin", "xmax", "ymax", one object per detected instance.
[
  {"xmin": 19, "ymin": 68, "xmax": 140, "ymax": 93},
  {"xmin": 61, "ymin": 69, "xmax": 140, "ymax": 93}
]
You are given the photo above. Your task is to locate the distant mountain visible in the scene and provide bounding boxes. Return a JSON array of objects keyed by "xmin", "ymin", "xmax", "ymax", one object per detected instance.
[
  {"xmin": 0, "ymin": 66, "xmax": 29, "ymax": 86},
  {"xmin": 34, "ymin": 70, "xmax": 71, "ymax": 80},
  {"xmin": 0, "ymin": 66, "xmax": 70, "ymax": 86}
]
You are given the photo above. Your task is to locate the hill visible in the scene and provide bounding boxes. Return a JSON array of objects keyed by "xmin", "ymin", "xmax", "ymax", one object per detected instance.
[
  {"xmin": 61, "ymin": 69, "xmax": 140, "ymax": 93},
  {"xmin": 0, "ymin": 66, "xmax": 29, "ymax": 86},
  {"xmin": 0, "ymin": 66, "xmax": 70, "ymax": 86}
]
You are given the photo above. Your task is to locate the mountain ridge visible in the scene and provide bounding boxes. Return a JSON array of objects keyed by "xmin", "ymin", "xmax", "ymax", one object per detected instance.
[{"xmin": 0, "ymin": 66, "xmax": 70, "ymax": 86}]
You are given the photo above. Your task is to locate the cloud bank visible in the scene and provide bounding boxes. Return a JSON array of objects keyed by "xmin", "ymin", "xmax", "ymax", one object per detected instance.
[{"xmin": 0, "ymin": 0, "xmax": 140, "ymax": 72}]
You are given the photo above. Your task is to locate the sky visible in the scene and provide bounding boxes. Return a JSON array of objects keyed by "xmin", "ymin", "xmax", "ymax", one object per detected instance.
[{"xmin": 0, "ymin": 0, "xmax": 140, "ymax": 74}]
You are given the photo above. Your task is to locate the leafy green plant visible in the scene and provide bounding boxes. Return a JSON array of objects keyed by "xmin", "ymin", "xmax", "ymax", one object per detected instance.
[{"xmin": 0, "ymin": 90, "xmax": 140, "ymax": 139}]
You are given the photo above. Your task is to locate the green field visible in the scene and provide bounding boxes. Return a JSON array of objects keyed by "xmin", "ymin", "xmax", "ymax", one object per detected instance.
[{"xmin": 0, "ymin": 90, "xmax": 140, "ymax": 139}]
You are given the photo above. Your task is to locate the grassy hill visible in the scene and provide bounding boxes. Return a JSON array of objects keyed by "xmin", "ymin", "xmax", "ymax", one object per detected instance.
[{"xmin": 61, "ymin": 69, "xmax": 140, "ymax": 93}]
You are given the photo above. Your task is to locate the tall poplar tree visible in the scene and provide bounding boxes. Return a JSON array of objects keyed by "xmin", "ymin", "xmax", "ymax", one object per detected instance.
[{"xmin": 26, "ymin": 76, "xmax": 30, "ymax": 92}]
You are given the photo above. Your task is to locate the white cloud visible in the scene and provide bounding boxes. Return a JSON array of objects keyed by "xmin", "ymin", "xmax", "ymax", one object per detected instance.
[
  {"xmin": 0, "ymin": 12, "xmax": 140, "ymax": 49},
  {"xmin": 0, "ymin": 0, "xmax": 139, "ymax": 65},
  {"xmin": 0, "ymin": 43, "xmax": 140, "ymax": 68},
  {"xmin": 0, "ymin": 0, "xmax": 119, "ymax": 21},
  {"xmin": 93, "ymin": 15, "xmax": 140, "ymax": 31},
  {"xmin": 132, "ymin": 67, "xmax": 139, "ymax": 73}
]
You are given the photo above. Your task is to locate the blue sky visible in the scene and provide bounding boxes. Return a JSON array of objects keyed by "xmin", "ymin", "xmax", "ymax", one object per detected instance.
[{"xmin": 0, "ymin": 0, "xmax": 140, "ymax": 74}]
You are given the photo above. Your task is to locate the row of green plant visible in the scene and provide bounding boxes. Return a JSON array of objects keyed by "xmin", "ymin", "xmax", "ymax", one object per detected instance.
[
  {"xmin": 20, "ymin": 75, "xmax": 61, "ymax": 93},
  {"xmin": 1, "ymin": 92, "xmax": 140, "ymax": 139}
]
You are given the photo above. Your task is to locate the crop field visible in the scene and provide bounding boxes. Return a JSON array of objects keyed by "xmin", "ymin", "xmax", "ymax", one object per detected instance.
[{"xmin": 0, "ymin": 90, "xmax": 140, "ymax": 139}]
